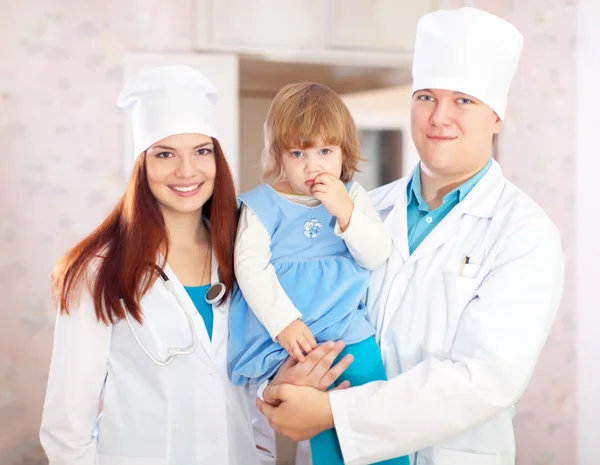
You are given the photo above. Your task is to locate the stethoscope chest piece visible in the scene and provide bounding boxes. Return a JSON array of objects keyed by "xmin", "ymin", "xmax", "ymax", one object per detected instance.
[{"xmin": 205, "ymin": 282, "xmax": 226, "ymax": 305}]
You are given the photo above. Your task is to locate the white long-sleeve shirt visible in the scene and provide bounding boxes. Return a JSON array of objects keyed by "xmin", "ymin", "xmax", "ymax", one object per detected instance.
[{"xmin": 234, "ymin": 182, "xmax": 393, "ymax": 340}]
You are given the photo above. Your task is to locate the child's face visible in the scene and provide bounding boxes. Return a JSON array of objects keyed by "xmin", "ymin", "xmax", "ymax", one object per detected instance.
[{"xmin": 280, "ymin": 142, "xmax": 343, "ymax": 195}]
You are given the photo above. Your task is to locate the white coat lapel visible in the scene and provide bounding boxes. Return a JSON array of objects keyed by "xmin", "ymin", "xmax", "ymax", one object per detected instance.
[
  {"xmin": 383, "ymin": 177, "xmax": 411, "ymax": 262},
  {"xmin": 458, "ymin": 160, "xmax": 506, "ymax": 219},
  {"xmin": 407, "ymin": 160, "xmax": 507, "ymax": 262},
  {"xmin": 208, "ymin": 248, "xmax": 229, "ymax": 364},
  {"xmin": 161, "ymin": 262, "xmax": 216, "ymax": 366},
  {"xmin": 408, "ymin": 208, "xmax": 462, "ymax": 263}
]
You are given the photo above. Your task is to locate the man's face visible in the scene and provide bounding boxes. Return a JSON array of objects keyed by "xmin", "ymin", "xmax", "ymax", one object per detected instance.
[{"xmin": 411, "ymin": 88, "xmax": 502, "ymax": 177}]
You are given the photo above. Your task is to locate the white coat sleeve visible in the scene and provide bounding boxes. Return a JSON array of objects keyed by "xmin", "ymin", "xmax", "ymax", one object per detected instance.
[
  {"xmin": 329, "ymin": 218, "xmax": 565, "ymax": 465},
  {"xmin": 235, "ymin": 205, "xmax": 302, "ymax": 340},
  {"xmin": 334, "ymin": 182, "xmax": 393, "ymax": 270},
  {"xmin": 40, "ymin": 293, "xmax": 112, "ymax": 465}
]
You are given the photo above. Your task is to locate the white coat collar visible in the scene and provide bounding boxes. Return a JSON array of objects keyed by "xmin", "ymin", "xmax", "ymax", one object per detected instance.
[
  {"xmin": 158, "ymin": 258, "xmax": 215, "ymax": 367},
  {"xmin": 154, "ymin": 220, "xmax": 227, "ymax": 368},
  {"xmin": 455, "ymin": 159, "xmax": 506, "ymax": 219},
  {"xmin": 387, "ymin": 159, "xmax": 506, "ymax": 218},
  {"xmin": 379, "ymin": 159, "xmax": 507, "ymax": 262}
]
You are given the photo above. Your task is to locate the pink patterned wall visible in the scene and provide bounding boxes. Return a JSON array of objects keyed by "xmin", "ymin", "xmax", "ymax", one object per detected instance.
[
  {"xmin": 0, "ymin": 1, "xmax": 197, "ymax": 463},
  {"xmin": 478, "ymin": 2, "xmax": 576, "ymax": 464},
  {"xmin": 0, "ymin": 1, "xmax": 576, "ymax": 464}
]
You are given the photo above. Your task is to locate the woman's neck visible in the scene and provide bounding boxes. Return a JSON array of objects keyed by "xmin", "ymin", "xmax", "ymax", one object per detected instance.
[
  {"xmin": 162, "ymin": 209, "xmax": 209, "ymax": 250},
  {"xmin": 161, "ymin": 209, "xmax": 212, "ymax": 287}
]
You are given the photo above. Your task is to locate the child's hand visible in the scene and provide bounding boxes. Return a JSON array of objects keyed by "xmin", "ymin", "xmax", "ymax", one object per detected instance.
[
  {"xmin": 311, "ymin": 173, "xmax": 354, "ymax": 231},
  {"xmin": 276, "ymin": 320, "xmax": 318, "ymax": 362}
]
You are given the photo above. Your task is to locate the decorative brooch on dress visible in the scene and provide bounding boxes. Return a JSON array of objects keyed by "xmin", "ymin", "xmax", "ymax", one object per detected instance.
[{"xmin": 303, "ymin": 218, "xmax": 323, "ymax": 238}]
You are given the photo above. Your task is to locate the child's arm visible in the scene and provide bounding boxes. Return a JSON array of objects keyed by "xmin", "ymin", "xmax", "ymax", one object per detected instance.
[
  {"xmin": 235, "ymin": 205, "xmax": 317, "ymax": 361},
  {"xmin": 311, "ymin": 175, "xmax": 392, "ymax": 270},
  {"xmin": 334, "ymin": 181, "xmax": 393, "ymax": 270}
]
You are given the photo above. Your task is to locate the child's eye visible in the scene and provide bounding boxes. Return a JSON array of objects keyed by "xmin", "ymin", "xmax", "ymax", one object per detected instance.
[
  {"xmin": 156, "ymin": 152, "xmax": 173, "ymax": 159},
  {"xmin": 319, "ymin": 148, "xmax": 331, "ymax": 155},
  {"xmin": 196, "ymin": 148, "xmax": 213, "ymax": 155},
  {"xmin": 457, "ymin": 97, "xmax": 472, "ymax": 104},
  {"xmin": 290, "ymin": 151, "xmax": 303, "ymax": 158}
]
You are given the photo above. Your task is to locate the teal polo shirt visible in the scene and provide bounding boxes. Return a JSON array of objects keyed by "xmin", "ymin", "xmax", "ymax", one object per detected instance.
[{"xmin": 406, "ymin": 159, "xmax": 492, "ymax": 254}]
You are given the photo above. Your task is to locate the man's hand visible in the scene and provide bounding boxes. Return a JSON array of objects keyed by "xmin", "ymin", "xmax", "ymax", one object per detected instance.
[
  {"xmin": 257, "ymin": 385, "xmax": 334, "ymax": 441},
  {"xmin": 264, "ymin": 340, "xmax": 354, "ymax": 406}
]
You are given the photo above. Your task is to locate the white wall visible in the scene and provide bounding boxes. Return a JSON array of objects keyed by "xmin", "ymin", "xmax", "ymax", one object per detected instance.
[
  {"xmin": 576, "ymin": 0, "xmax": 600, "ymax": 463},
  {"xmin": 342, "ymin": 85, "xmax": 419, "ymax": 175},
  {"xmin": 240, "ymin": 97, "xmax": 271, "ymax": 193}
]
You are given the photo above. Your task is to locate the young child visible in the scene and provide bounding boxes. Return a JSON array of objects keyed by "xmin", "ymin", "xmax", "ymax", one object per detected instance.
[{"xmin": 228, "ymin": 82, "xmax": 408, "ymax": 465}]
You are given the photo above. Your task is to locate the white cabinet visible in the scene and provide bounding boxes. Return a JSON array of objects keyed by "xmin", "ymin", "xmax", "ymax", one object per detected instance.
[
  {"xmin": 329, "ymin": 0, "xmax": 436, "ymax": 52},
  {"xmin": 208, "ymin": 0, "xmax": 326, "ymax": 49},
  {"xmin": 196, "ymin": 0, "xmax": 438, "ymax": 67}
]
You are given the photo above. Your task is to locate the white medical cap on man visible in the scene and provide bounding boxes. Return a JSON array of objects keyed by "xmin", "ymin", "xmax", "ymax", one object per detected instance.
[
  {"xmin": 411, "ymin": 7, "xmax": 523, "ymax": 120},
  {"xmin": 117, "ymin": 65, "xmax": 219, "ymax": 158}
]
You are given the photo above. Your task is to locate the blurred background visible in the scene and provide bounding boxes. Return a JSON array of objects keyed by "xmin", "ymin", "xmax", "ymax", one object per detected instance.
[{"xmin": 2, "ymin": 0, "xmax": 597, "ymax": 464}]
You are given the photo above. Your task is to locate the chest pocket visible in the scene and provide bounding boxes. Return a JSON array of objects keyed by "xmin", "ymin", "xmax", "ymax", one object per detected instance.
[
  {"xmin": 440, "ymin": 266, "xmax": 482, "ymax": 348},
  {"xmin": 444, "ymin": 266, "xmax": 481, "ymax": 299}
]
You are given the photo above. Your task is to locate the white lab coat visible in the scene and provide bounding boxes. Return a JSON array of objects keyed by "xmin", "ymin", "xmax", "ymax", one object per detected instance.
[
  {"xmin": 329, "ymin": 161, "xmax": 565, "ymax": 465},
  {"xmin": 40, "ymin": 252, "xmax": 268, "ymax": 465}
]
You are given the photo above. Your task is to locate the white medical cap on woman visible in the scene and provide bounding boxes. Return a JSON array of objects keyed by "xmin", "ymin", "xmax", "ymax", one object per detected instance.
[{"xmin": 117, "ymin": 65, "xmax": 219, "ymax": 157}]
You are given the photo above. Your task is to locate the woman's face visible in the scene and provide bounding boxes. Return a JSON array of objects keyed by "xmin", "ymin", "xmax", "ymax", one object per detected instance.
[{"xmin": 145, "ymin": 133, "xmax": 217, "ymax": 217}]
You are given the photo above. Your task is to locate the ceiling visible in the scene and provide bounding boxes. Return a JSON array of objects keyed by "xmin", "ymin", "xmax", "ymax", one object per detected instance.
[{"xmin": 239, "ymin": 56, "xmax": 412, "ymax": 97}]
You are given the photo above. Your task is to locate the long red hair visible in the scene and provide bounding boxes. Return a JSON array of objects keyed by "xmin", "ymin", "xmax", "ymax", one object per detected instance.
[{"xmin": 53, "ymin": 138, "xmax": 238, "ymax": 324}]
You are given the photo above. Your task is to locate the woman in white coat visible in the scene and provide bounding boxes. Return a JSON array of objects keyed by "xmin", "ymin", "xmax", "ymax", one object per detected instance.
[
  {"xmin": 257, "ymin": 8, "xmax": 565, "ymax": 465},
  {"xmin": 40, "ymin": 65, "xmax": 272, "ymax": 465}
]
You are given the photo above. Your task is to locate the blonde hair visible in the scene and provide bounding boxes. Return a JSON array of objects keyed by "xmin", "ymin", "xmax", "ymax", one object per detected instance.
[{"xmin": 262, "ymin": 82, "xmax": 363, "ymax": 183}]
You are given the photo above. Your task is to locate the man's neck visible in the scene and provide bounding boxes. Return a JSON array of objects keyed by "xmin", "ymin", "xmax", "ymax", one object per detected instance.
[{"xmin": 419, "ymin": 161, "xmax": 489, "ymax": 210}]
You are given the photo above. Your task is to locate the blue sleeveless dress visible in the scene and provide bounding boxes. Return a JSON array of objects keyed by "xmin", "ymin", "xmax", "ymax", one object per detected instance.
[{"xmin": 227, "ymin": 183, "xmax": 375, "ymax": 386}]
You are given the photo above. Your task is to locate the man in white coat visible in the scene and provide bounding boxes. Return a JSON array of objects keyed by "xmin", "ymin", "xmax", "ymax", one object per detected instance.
[{"xmin": 257, "ymin": 7, "xmax": 565, "ymax": 465}]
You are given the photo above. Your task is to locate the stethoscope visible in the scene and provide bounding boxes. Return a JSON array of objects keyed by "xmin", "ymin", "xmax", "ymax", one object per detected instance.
[{"xmin": 122, "ymin": 264, "xmax": 226, "ymax": 367}]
